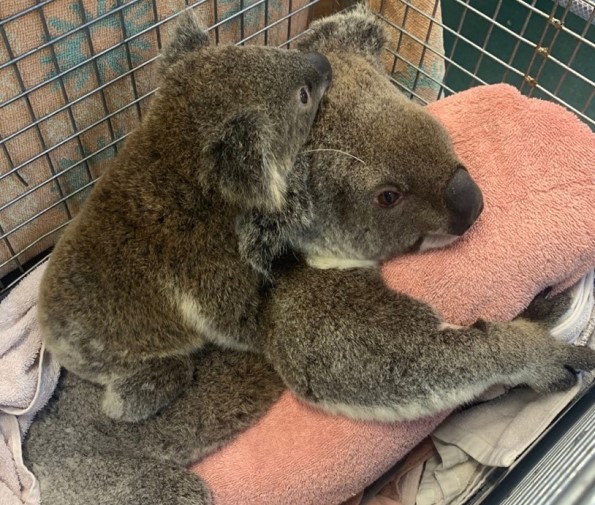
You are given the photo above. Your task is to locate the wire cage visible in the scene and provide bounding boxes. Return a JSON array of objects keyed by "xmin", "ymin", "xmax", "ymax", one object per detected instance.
[{"xmin": 0, "ymin": 0, "xmax": 594, "ymax": 296}]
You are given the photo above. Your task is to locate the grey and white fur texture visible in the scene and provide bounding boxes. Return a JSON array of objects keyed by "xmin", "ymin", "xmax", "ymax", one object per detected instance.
[
  {"xmin": 25, "ymin": 6, "xmax": 595, "ymax": 505},
  {"xmin": 37, "ymin": 11, "xmax": 332, "ymax": 422}
]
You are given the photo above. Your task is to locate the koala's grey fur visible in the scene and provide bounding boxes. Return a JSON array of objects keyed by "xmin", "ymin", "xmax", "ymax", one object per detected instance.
[
  {"xmin": 37, "ymin": 11, "xmax": 331, "ymax": 422},
  {"xmin": 24, "ymin": 348, "xmax": 284, "ymax": 505},
  {"xmin": 25, "ymin": 6, "xmax": 595, "ymax": 505}
]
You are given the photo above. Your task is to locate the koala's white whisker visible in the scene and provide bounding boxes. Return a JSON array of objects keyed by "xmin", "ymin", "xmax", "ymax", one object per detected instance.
[{"xmin": 301, "ymin": 148, "xmax": 366, "ymax": 165}]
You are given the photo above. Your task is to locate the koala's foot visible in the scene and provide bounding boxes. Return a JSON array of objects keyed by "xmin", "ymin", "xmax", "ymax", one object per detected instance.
[
  {"xmin": 520, "ymin": 287, "xmax": 573, "ymax": 330},
  {"xmin": 526, "ymin": 342, "xmax": 595, "ymax": 394},
  {"xmin": 513, "ymin": 288, "xmax": 594, "ymax": 393},
  {"xmin": 102, "ymin": 356, "xmax": 194, "ymax": 422},
  {"xmin": 499, "ymin": 317, "xmax": 595, "ymax": 394}
]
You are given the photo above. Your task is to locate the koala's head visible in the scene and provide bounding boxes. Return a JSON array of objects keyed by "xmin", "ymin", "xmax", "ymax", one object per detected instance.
[
  {"xmin": 149, "ymin": 11, "xmax": 332, "ymax": 212},
  {"xmin": 290, "ymin": 6, "xmax": 483, "ymax": 266}
]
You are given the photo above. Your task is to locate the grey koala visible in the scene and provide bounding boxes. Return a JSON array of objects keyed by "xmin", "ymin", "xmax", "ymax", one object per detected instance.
[
  {"xmin": 258, "ymin": 5, "xmax": 595, "ymax": 421},
  {"xmin": 24, "ymin": 7, "xmax": 595, "ymax": 505},
  {"xmin": 37, "ymin": 11, "xmax": 332, "ymax": 422}
]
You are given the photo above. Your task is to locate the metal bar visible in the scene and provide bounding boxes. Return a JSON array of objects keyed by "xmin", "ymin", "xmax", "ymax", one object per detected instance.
[
  {"xmin": 0, "ymin": 89, "xmax": 156, "ymax": 186},
  {"xmin": 240, "ymin": 0, "xmax": 245, "ymax": 45},
  {"xmin": 0, "ymin": 174, "xmax": 98, "ymax": 242},
  {"xmin": 395, "ymin": 1, "xmax": 535, "ymax": 80},
  {"xmin": 0, "ymin": 132, "xmax": 130, "ymax": 215},
  {"xmin": 581, "ymin": 88, "xmax": 594, "ymax": 113},
  {"xmin": 503, "ymin": 0, "xmax": 539, "ymax": 83},
  {"xmin": 392, "ymin": 0, "xmax": 412, "ymax": 76},
  {"xmin": 384, "ymin": 47, "xmax": 457, "ymax": 95},
  {"xmin": 151, "ymin": 0, "xmax": 163, "ymax": 51},
  {"xmin": 0, "ymin": 221, "xmax": 69, "ymax": 272},
  {"xmin": 553, "ymin": 6, "xmax": 595, "ymax": 96},
  {"xmin": 527, "ymin": 0, "xmax": 575, "ymax": 97},
  {"xmin": 378, "ymin": 12, "xmax": 491, "ymax": 86},
  {"xmin": 520, "ymin": 0, "xmax": 566, "ymax": 94},
  {"xmin": 388, "ymin": 75, "xmax": 429, "ymax": 104},
  {"xmin": 264, "ymin": 0, "xmax": 269, "ymax": 45},
  {"xmin": 0, "ymin": 140, "xmax": 27, "ymax": 186},
  {"xmin": 509, "ymin": 0, "xmax": 595, "ymax": 43},
  {"xmin": 213, "ymin": 0, "xmax": 219, "ymax": 44},
  {"xmin": 0, "ymin": 0, "xmax": 55, "ymax": 28},
  {"xmin": 0, "ymin": 23, "xmax": 72, "ymax": 221},
  {"xmin": 452, "ymin": 0, "xmax": 594, "ymax": 50},
  {"xmin": 442, "ymin": 0, "xmax": 470, "ymax": 90},
  {"xmin": 1, "ymin": 54, "xmax": 158, "ymax": 147},
  {"xmin": 286, "ymin": 0, "xmax": 292, "ymax": 48},
  {"xmin": 533, "ymin": 80, "xmax": 594, "ymax": 127},
  {"xmin": 470, "ymin": 0, "xmax": 505, "ymax": 77},
  {"xmin": 0, "ymin": 0, "xmax": 246, "ymax": 107},
  {"xmin": 409, "ymin": 0, "xmax": 440, "ymax": 100},
  {"xmin": 117, "ymin": 4, "xmax": 143, "ymax": 121},
  {"xmin": 1, "ymin": 255, "xmax": 50, "ymax": 294},
  {"xmin": 238, "ymin": 0, "xmax": 319, "ymax": 45},
  {"xmin": 0, "ymin": 0, "xmax": 143, "ymax": 71},
  {"xmin": 37, "ymin": 4, "xmax": 93, "ymax": 211}
]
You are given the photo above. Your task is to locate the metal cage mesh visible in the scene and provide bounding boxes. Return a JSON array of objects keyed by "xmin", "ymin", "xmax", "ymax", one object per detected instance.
[{"xmin": 0, "ymin": 0, "xmax": 593, "ymax": 295}]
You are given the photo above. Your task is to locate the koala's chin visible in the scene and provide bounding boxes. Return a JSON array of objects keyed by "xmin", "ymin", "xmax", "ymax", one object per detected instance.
[{"xmin": 417, "ymin": 232, "xmax": 461, "ymax": 252}]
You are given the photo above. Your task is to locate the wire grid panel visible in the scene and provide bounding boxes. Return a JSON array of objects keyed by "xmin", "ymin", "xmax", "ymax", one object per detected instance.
[
  {"xmin": 379, "ymin": 0, "xmax": 595, "ymax": 128},
  {"xmin": 0, "ymin": 0, "xmax": 321, "ymax": 293}
]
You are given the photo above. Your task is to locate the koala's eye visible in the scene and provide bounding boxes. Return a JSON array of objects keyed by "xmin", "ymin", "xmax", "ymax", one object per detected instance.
[
  {"xmin": 375, "ymin": 189, "xmax": 403, "ymax": 208},
  {"xmin": 299, "ymin": 87, "xmax": 310, "ymax": 105}
]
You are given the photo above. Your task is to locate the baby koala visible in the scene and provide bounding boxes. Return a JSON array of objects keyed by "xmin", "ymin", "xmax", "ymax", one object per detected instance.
[{"xmin": 38, "ymin": 11, "xmax": 332, "ymax": 422}]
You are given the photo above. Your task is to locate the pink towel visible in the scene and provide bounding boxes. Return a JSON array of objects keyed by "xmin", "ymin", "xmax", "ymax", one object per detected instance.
[
  {"xmin": 192, "ymin": 84, "xmax": 595, "ymax": 505},
  {"xmin": 0, "ymin": 262, "xmax": 60, "ymax": 505}
]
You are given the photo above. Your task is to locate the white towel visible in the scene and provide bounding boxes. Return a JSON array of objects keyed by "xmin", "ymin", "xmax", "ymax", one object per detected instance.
[{"xmin": 0, "ymin": 262, "xmax": 60, "ymax": 505}]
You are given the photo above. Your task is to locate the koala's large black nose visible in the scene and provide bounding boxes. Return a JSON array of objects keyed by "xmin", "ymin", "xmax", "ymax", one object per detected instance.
[
  {"xmin": 444, "ymin": 167, "xmax": 484, "ymax": 235},
  {"xmin": 304, "ymin": 51, "xmax": 332, "ymax": 86}
]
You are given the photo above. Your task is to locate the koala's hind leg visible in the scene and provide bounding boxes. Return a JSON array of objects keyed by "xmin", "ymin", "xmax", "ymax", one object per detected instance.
[
  {"xmin": 264, "ymin": 265, "xmax": 595, "ymax": 422},
  {"xmin": 31, "ymin": 452, "xmax": 211, "ymax": 505},
  {"xmin": 102, "ymin": 355, "xmax": 194, "ymax": 422}
]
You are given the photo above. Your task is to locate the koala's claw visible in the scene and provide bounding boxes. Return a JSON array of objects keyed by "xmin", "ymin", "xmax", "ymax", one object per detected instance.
[
  {"xmin": 528, "ymin": 344, "xmax": 595, "ymax": 395},
  {"xmin": 528, "ymin": 366, "xmax": 578, "ymax": 394},
  {"xmin": 520, "ymin": 288, "xmax": 573, "ymax": 329}
]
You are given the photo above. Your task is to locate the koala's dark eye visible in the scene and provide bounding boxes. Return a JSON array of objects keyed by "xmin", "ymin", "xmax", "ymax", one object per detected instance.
[
  {"xmin": 375, "ymin": 189, "xmax": 403, "ymax": 208},
  {"xmin": 299, "ymin": 87, "xmax": 309, "ymax": 105}
]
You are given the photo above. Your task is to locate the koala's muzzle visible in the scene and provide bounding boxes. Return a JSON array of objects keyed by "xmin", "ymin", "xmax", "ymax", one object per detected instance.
[
  {"xmin": 444, "ymin": 167, "xmax": 484, "ymax": 235},
  {"xmin": 304, "ymin": 51, "xmax": 333, "ymax": 88}
]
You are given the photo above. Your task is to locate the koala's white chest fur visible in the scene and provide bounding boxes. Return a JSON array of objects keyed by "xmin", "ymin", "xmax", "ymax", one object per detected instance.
[{"xmin": 305, "ymin": 255, "xmax": 378, "ymax": 270}]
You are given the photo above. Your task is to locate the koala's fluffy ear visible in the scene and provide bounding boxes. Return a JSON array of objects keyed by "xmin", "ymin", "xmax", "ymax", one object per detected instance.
[
  {"xmin": 296, "ymin": 4, "xmax": 387, "ymax": 61},
  {"xmin": 206, "ymin": 109, "xmax": 287, "ymax": 212},
  {"xmin": 161, "ymin": 10, "xmax": 209, "ymax": 68}
]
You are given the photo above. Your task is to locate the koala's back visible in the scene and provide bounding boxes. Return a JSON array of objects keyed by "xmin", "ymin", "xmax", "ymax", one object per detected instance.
[{"xmin": 38, "ymin": 135, "xmax": 261, "ymax": 380}]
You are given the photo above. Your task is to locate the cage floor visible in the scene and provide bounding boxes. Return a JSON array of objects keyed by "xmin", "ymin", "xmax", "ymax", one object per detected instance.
[{"xmin": 442, "ymin": 0, "xmax": 595, "ymax": 129}]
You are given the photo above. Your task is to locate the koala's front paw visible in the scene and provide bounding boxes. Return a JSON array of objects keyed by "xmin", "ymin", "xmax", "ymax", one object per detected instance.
[
  {"xmin": 520, "ymin": 288, "xmax": 573, "ymax": 330},
  {"xmin": 527, "ymin": 343, "xmax": 595, "ymax": 394},
  {"xmin": 102, "ymin": 356, "xmax": 194, "ymax": 422}
]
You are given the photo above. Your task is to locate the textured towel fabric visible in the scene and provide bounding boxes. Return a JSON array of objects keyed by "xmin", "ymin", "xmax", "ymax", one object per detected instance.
[
  {"xmin": 193, "ymin": 84, "xmax": 595, "ymax": 505},
  {"xmin": 0, "ymin": 261, "xmax": 60, "ymax": 505}
]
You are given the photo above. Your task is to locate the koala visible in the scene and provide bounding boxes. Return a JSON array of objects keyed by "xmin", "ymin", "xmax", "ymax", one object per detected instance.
[
  {"xmin": 24, "ymin": 6, "xmax": 595, "ymax": 505},
  {"xmin": 37, "ymin": 11, "xmax": 332, "ymax": 422},
  {"xmin": 258, "ymin": 5, "xmax": 595, "ymax": 421}
]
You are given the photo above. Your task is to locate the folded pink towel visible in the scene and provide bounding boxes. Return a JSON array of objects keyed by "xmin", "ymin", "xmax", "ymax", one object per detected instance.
[
  {"xmin": 0, "ymin": 262, "xmax": 60, "ymax": 505},
  {"xmin": 193, "ymin": 84, "xmax": 595, "ymax": 505}
]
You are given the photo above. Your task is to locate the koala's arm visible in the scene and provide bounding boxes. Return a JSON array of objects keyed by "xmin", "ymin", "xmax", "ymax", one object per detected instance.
[{"xmin": 264, "ymin": 263, "xmax": 595, "ymax": 421}]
